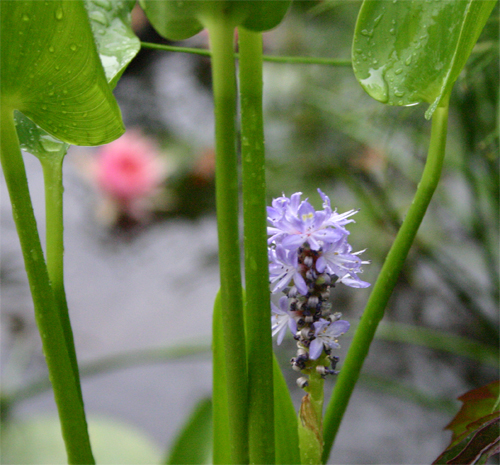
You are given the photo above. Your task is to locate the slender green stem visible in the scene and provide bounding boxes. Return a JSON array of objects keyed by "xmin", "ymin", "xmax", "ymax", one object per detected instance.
[
  {"xmin": 40, "ymin": 156, "xmax": 85, "ymax": 407},
  {"xmin": 239, "ymin": 27, "xmax": 275, "ymax": 465},
  {"xmin": 140, "ymin": 41, "xmax": 351, "ymax": 66},
  {"xmin": 205, "ymin": 17, "xmax": 248, "ymax": 465},
  {"xmin": 0, "ymin": 109, "xmax": 94, "ymax": 464},
  {"xmin": 322, "ymin": 100, "xmax": 450, "ymax": 463}
]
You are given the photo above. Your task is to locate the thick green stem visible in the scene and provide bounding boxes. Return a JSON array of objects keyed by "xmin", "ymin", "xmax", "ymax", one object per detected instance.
[
  {"xmin": 322, "ymin": 100, "xmax": 450, "ymax": 463},
  {"xmin": 40, "ymin": 156, "xmax": 85, "ymax": 408},
  {"xmin": 299, "ymin": 368, "xmax": 325, "ymax": 465},
  {"xmin": 205, "ymin": 17, "xmax": 248, "ymax": 465},
  {"xmin": 0, "ymin": 109, "xmax": 94, "ymax": 464},
  {"xmin": 239, "ymin": 27, "xmax": 275, "ymax": 465}
]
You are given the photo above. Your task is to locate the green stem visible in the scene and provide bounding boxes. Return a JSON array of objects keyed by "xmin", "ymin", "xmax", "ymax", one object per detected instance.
[
  {"xmin": 0, "ymin": 109, "xmax": 94, "ymax": 464},
  {"xmin": 40, "ymin": 156, "xmax": 85, "ymax": 407},
  {"xmin": 239, "ymin": 27, "xmax": 275, "ymax": 465},
  {"xmin": 140, "ymin": 41, "xmax": 351, "ymax": 67},
  {"xmin": 298, "ymin": 367, "xmax": 325, "ymax": 465},
  {"xmin": 322, "ymin": 100, "xmax": 450, "ymax": 463},
  {"xmin": 205, "ymin": 17, "xmax": 248, "ymax": 465}
]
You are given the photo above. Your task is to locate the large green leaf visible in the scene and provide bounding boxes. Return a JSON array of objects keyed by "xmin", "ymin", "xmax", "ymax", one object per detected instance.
[
  {"xmin": 1, "ymin": 0, "xmax": 124, "ymax": 146},
  {"xmin": 352, "ymin": 0, "xmax": 497, "ymax": 119},
  {"xmin": 8, "ymin": 0, "xmax": 140, "ymax": 160},
  {"xmin": 165, "ymin": 397, "xmax": 213, "ymax": 465},
  {"xmin": 139, "ymin": 0, "xmax": 291, "ymax": 41}
]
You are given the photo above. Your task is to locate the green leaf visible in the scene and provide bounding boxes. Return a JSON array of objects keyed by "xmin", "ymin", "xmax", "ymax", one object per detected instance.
[
  {"xmin": 212, "ymin": 291, "xmax": 232, "ymax": 465},
  {"xmin": 85, "ymin": 0, "xmax": 140, "ymax": 88},
  {"xmin": 1, "ymin": 0, "xmax": 124, "ymax": 146},
  {"xmin": 139, "ymin": 0, "xmax": 291, "ymax": 41},
  {"xmin": 273, "ymin": 355, "xmax": 300, "ymax": 465},
  {"xmin": 352, "ymin": 0, "xmax": 497, "ymax": 119},
  {"xmin": 165, "ymin": 398, "xmax": 213, "ymax": 465}
]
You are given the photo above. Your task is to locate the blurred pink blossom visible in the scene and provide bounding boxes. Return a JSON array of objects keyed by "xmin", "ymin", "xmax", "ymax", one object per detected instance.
[{"xmin": 94, "ymin": 130, "xmax": 167, "ymax": 221}]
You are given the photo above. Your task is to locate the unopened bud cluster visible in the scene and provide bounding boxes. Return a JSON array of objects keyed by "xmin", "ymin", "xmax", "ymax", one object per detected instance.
[{"xmin": 268, "ymin": 190, "xmax": 369, "ymax": 389}]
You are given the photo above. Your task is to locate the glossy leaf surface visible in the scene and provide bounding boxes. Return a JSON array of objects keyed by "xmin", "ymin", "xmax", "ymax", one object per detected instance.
[
  {"xmin": 1, "ymin": 0, "xmax": 124, "ymax": 146},
  {"xmin": 139, "ymin": 0, "xmax": 291, "ymax": 41},
  {"xmin": 166, "ymin": 398, "xmax": 213, "ymax": 465},
  {"xmin": 352, "ymin": 0, "xmax": 497, "ymax": 118}
]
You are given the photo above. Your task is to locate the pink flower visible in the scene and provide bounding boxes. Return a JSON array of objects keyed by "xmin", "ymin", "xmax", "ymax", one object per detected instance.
[{"xmin": 95, "ymin": 131, "xmax": 165, "ymax": 218}]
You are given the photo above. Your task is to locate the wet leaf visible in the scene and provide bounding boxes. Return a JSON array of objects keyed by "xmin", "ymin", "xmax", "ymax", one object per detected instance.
[
  {"xmin": 1, "ymin": 0, "xmax": 124, "ymax": 146},
  {"xmin": 85, "ymin": 0, "xmax": 140, "ymax": 88},
  {"xmin": 352, "ymin": 0, "xmax": 497, "ymax": 119}
]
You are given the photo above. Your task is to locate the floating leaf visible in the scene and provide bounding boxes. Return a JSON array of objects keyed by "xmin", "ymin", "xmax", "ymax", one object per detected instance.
[
  {"xmin": 352, "ymin": 0, "xmax": 497, "ymax": 118},
  {"xmin": 1, "ymin": 414, "xmax": 162, "ymax": 464},
  {"xmin": 433, "ymin": 381, "xmax": 500, "ymax": 464},
  {"xmin": 1, "ymin": 0, "xmax": 124, "ymax": 146}
]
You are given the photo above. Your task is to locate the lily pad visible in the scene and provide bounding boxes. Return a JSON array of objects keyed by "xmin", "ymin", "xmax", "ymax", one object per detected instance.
[{"xmin": 1, "ymin": 415, "xmax": 162, "ymax": 464}]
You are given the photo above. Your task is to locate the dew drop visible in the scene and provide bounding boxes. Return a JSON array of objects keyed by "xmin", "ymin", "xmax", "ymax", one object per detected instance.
[
  {"xmin": 70, "ymin": 44, "xmax": 77, "ymax": 51},
  {"xmin": 389, "ymin": 28, "xmax": 395, "ymax": 35},
  {"xmin": 360, "ymin": 66, "xmax": 389, "ymax": 103},
  {"xmin": 22, "ymin": 13, "xmax": 30, "ymax": 21},
  {"xmin": 48, "ymin": 91, "xmax": 54, "ymax": 96},
  {"xmin": 55, "ymin": 6, "xmax": 63, "ymax": 20},
  {"xmin": 42, "ymin": 105, "xmax": 47, "ymax": 110},
  {"xmin": 394, "ymin": 90, "xmax": 405, "ymax": 97},
  {"xmin": 40, "ymin": 135, "xmax": 62, "ymax": 152},
  {"xmin": 395, "ymin": 68, "xmax": 403, "ymax": 75},
  {"xmin": 405, "ymin": 56, "xmax": 412, "ymax": 66},
  {"xmin": 49, "ymin": 46, "xmax": 55, "ymax": 53},
  {"xmin": 373, "ymin": 13, "xmax": 384, "ymax": 27}
]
